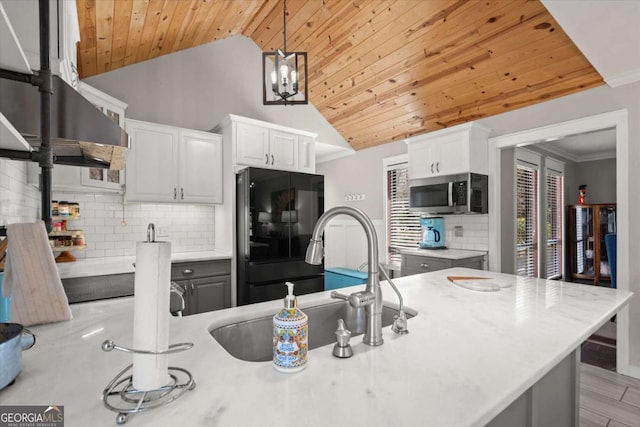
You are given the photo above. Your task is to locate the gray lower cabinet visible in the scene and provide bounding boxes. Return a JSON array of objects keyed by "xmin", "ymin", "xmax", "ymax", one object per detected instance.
[
  {"xmin": 172, "ymin": 259, "xmax": 231, "ymax": 315},
  {"xmin": 401, "ymin": 254, "xmax": 484, "ymax": 277}
]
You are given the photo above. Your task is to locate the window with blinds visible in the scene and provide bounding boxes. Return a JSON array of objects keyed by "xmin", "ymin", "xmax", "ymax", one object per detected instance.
[
  {"xmin": 386, "ymin": 166, "xmax": 421, "ymax": 265},
  {"xmin": 546, "ymin": 171, "xmax": 563, "ymax": 279},
  {"xmin": 516, "ymin": 164, "xmax": 538, "ymax": 277}
]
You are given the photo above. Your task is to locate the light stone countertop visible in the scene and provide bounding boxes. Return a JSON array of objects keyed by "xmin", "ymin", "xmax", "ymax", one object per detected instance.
[
  {"xmin": 400, "ymin": 247, "xmax": 487, "ymax": 259},
  {"xmin": 0, "ymin": 268, "xmax": 632, "ymax": 427},
  {"xmin": 55, "ymin": 250, "xmax": 232, "ymax": 279}
]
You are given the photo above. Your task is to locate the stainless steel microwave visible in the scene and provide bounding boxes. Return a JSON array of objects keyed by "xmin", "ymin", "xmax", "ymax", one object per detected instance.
[{"xmin": 409, "ymin": 172, "xmax": 488, "ymax": 214}]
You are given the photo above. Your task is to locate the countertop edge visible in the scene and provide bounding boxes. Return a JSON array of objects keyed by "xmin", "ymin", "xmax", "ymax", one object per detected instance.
[{"xmin": 57, "ymin": 250, "xmax": 232, "ymax": 279}]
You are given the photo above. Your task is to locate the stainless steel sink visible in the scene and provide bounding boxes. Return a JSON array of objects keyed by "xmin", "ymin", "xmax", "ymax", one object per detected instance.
[{"xmin": 210, "ymin": 300, "xmax": 416, "ymax": 362}]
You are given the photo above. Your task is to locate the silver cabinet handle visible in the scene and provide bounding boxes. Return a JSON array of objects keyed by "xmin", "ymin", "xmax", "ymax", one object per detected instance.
[
  {"xmin": 173, "ymin": 187, "xmax": 177, "ymax": 199},
  {"xmin": 430, "ymin": 163, "xmax": 434, "ymax": 174},
  {"xmin": 190, "ymin": 282, "xmax": 195, "ymax": 294},
  {"xmin": 420, "ymin": 263, "xmax": 430, "ymax": 269},
  {"xmin": 183, "ymin": 268, "xmax": 194, "ymax": 275},
  {"xmin": 181, "ymin": 188, "xmax": 184, "ymax": 200},
  {"xmin": 265, "ymin": 154, "xmax": 269, "ymax": 164},
  {"xmin": 436, "ymin": 162, "xmax": 440, "ymax": 173},
  {"xmin": 271, "ymin": 154, "xmax": 274, "ymax": 165}
]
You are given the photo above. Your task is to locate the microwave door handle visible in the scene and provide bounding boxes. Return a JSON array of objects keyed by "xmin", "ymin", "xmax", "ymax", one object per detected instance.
[{"xmin": 448, "ymin": 182, "xmax": 454, "ymax": 206}]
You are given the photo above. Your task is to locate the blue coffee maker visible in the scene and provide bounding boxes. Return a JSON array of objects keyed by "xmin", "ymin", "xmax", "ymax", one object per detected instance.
[{"xmin": 419, "ymin": 216, "xmax": 446, "ymax": 249}]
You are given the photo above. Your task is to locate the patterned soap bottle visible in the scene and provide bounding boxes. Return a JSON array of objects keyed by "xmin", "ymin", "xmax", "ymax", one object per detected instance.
[{"xmin": 273, "ymin": 282, "xmax": 308, "ymax": 372}]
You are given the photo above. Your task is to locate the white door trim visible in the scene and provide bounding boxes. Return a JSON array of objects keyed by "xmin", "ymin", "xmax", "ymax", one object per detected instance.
[{"xmin": 487, "ymin": 108, "xmax": 630, "ymax": 376}]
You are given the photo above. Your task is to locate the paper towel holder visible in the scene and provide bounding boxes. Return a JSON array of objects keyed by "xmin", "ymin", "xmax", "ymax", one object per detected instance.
[
  {"xmin": 147, "ymin": 223, "xmax": 155, "ymax": 242},
  {"xmin": 100, "ymin": 339, "xmax": 196, "ymax": 424}
]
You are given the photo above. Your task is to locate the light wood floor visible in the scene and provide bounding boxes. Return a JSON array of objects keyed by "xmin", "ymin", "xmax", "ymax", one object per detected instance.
[{"xmin": 580, "ymin": 363, "xmax": 640, "ymax": 427}]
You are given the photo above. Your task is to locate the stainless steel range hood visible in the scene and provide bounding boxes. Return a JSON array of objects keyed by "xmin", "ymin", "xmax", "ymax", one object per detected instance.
[{"xmin": 0, "ymin": 75, "xmax": 128, "ymax": 169}]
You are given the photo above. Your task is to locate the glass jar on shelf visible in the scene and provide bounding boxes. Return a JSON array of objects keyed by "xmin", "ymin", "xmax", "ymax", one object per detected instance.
[
  {"xmin": 69, "ymin": 203, "xmax": 80, "ymax": 218},
  {"xmin": 58, "ymin": 201, "xmax": 70, "ymax": 217}
]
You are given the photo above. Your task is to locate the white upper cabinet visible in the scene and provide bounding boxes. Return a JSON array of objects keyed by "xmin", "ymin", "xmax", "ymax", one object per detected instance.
[
  {"xmin": 1, "ymin": 0, "xmax": 80, "ymax": 86},
  {"xmin": 235, "ymin": 122, "xmax": 270, "ymax": 167},
  {"xmin": 179, "ymin": 129, "xmax": 223, "ymax": 204},
  {"xmin": 406, "ymin": 122, "xmax": 491, "ymax": 180},
  {"xmin": 298, "ymin": 135, "xmax": 316, "ymax": 174},
  {"xmin": 214, "ymin": 114, "xmax": 316, "ymax": 173},
  {"xmin": 125, "ymin": 119, "xmax": 223, "ymax": 204},
  {"xmin": 268, "ymin": 129, "xmax": 299, "ymax": 170}
]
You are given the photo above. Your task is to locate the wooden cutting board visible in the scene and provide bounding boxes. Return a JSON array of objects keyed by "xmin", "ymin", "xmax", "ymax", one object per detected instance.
[
  {"xmin": 0, "ymin": 237, "xmax": 7, "ymax": 271},
  {"xmin": 447, "ymin": 275, "xmax": 490, "ymax": 282}
]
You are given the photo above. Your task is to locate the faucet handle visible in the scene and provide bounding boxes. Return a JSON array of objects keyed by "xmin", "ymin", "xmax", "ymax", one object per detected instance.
[
  {"xmin": 392, "ymin": 309, "xmax": 409, "ymax": 335},
  {"xmin": 333, "ymin": 318, "xmax": 353, "ymax": 358}
]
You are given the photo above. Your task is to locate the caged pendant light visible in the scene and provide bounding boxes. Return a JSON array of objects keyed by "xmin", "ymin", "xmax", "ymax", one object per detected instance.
[{"xmin": 262, "ymin": 0, "xmax": 308, "ymax": 105}]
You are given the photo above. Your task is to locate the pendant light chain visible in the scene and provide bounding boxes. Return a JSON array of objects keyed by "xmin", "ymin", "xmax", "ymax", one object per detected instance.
[{"xmin": 283, "ymin": 0, "xmax": 287, "ymax": 53}]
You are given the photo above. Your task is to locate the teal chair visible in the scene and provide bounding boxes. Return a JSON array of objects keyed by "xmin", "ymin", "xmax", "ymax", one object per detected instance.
[{"xmin": 604, "ymin": 234, "xmax": 616, "ymax": 288}]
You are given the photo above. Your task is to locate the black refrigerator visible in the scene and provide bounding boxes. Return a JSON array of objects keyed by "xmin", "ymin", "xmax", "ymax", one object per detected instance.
[{"xmin": 236, "ymin": 167, "xmax": 324, "ymax": 305}]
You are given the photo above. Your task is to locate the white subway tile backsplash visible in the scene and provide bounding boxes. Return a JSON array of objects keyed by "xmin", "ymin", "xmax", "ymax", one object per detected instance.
[
  {"xmin": 444, "ymin": 214, "xmax": 489, "ymax": 252},
  {"xmin": 2, "ymin": 169, "xmax": 217, "ymax": 261},
  {"xmin": 0, "ymin": 159, "xmax": 40, "ymax": 226},
  {"xmin": 53, "ymin": 190, "xmax": 216, "ymax": 260},
  {"xmin": 84, "ymin": 249, "xmax": 106, "ymax": 258},
  {"xmin": 105, "ymin": 248, "xmax": 125, "ymax": 257}
]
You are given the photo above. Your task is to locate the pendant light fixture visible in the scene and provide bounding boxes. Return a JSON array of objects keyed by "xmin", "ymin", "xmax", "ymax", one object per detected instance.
[{"xmin": 262, "ymin": 0, "xmax": 308, "ymax": 105}]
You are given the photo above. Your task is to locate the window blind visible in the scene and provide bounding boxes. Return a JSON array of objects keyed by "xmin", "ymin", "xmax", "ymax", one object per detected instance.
[
  {"xmin": 546, "ymin": 171, "xmax": 563, "ymax": 279},
  {"xmin": 516, "ymin": 164, "xmax": 538, "ymax": 277},
  {"xmin": 386, "ymin": 166, "xmax": 421, "ymax": 265}
]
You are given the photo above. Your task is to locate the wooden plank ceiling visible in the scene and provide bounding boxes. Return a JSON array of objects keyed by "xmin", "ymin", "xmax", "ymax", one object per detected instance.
[{"xmin": 76, "ymin": 0, "xmax": 604, "ymax": 150}]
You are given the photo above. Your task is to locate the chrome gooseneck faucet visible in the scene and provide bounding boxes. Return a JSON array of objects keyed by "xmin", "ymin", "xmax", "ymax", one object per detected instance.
[{"xmin": 305, "ymin": 206, "xmax": 406, "ymax": 346}]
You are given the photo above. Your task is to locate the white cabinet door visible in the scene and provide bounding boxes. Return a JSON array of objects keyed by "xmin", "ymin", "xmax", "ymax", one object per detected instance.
[
  {"xmin": 407, "ymin": 123, "xmax": 490, "ymax": 179},
  {"xmin": 125, "ymin": 120, "xmax": 179, "ymax": 202},
  {"xmin": 438, "ymin": 135, "xmax": 468, "ymax": 176},
  {"xmin": 236, "ymin": 122, "xmax": 270, "ymax": 167},
  {"xmin": 298, "ymin": 135, "xmax": 315, "ymax": 173},
  {"xmin": 179, "ymin": 129, "xmax": 223, "ymax": 204},
  {"xmin": 409, "ymin": 136, "xmax": 466, "ymax": 178},
  {"xmin": 408, "ymin": 140, "xmax": 433, "ymax": 180},
  {"xmin": 269, "ymin": 129, "xmax": 298, "ymax": 171}
]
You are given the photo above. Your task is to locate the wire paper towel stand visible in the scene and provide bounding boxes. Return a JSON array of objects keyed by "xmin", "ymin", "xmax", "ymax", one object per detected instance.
[
  {"xmin": 100, "ymin": 340, "xmax": 195, "ymax": 424},
  {"xmin": 100, "ymin": 224, "xmax": 195, "ymax": 424}
]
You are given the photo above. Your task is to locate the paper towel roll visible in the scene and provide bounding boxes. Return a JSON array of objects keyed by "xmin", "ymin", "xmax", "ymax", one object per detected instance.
[{"xmin": 132, "ymin": 240, "xmax": 172, "ymax": 391}]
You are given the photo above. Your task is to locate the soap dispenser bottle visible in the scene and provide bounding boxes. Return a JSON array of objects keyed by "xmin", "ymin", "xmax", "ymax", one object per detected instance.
[{"xmin": 273, "ymin": 282, "xmax": 308, "ymax": 372}]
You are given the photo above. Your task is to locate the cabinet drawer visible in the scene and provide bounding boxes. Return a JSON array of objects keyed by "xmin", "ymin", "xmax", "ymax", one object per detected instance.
[
  {"xmin": 402, "ymin": 255, "xmax": 452, "ymax": 271},
  {"xmin": 455, "ymin": 258, "xmax": 484, "ymax": 270},
  {"xmin": 171, "ymin": 259, "xmax": 231, "ymax": 280}
]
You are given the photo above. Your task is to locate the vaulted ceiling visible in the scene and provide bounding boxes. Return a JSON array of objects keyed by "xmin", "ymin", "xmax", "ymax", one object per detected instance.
[{"xmin": 76, "ymin": 0, "xmax": 604, "ymax": 150}]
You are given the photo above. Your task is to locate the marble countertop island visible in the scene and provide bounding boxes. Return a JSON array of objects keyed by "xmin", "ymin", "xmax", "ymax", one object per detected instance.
[{"xmin": 0, "ymin": 268, "xmax": 632, "ymax": 426}]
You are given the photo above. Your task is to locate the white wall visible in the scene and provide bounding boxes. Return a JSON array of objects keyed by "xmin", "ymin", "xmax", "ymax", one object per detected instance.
[
  {"xmin": 316, "ymin": 140, "xmax": 406, "ymax": 219},
  {"xmin": 573, "ymin": 159, "xmax": 616, "ymax": 204},
  {"xmin": 0, "ymin": 159, "xmax": 40, "ymax": 225},
  {"xmin": 84, "ymin": 36, "xmax": 349, "ymax": 149}
]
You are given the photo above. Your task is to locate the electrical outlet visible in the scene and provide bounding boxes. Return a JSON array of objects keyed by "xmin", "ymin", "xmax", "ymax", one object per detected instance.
[
  {"xmin": 344, "ymin": 193, "xmax": 366, "ymax": 201},
  {"xmin": 454, "ymin": 225, "xmax": 463, "ymax": 237},
  {"xmin": 156, "ymin": 226, "xmax": 170, "ymax": 237}
]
